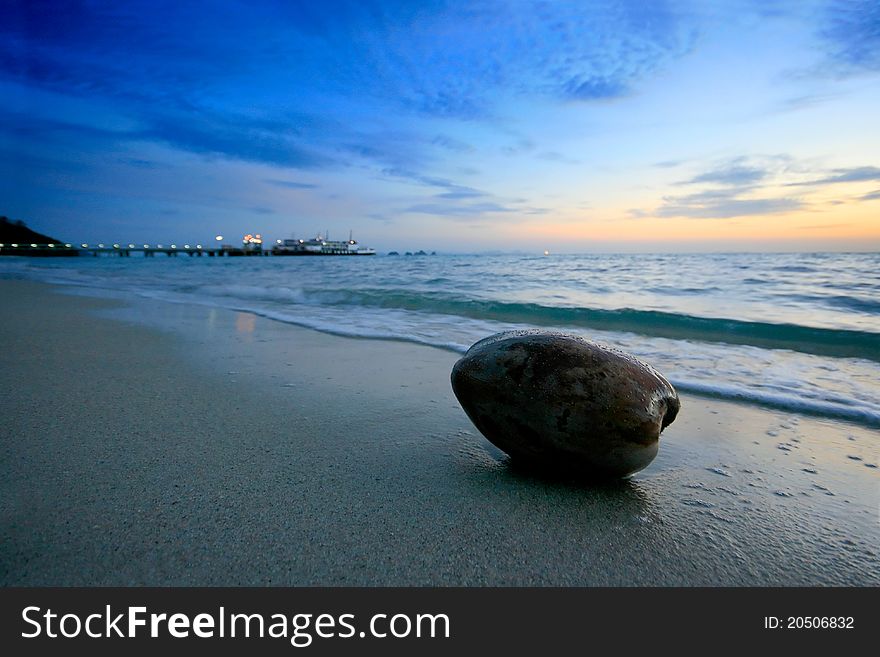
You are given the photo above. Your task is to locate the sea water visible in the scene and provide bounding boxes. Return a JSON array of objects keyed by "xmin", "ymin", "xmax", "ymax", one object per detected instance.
[{"xmin": 2, "ymin": 251, "xmax": 878, "ymax": 426}]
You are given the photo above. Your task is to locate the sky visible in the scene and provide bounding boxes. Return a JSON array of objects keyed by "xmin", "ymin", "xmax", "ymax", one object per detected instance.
[{"xmin": 1, "ymin": 0, "xmax": 878, "ymax": 253}]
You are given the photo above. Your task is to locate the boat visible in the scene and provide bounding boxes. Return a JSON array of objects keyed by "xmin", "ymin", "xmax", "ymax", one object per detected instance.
[{"xmin": 271, "ymin": 231, "xmax": 376, "ymax": 256}]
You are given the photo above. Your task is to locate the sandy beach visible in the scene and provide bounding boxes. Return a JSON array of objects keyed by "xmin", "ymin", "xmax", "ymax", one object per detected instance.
[{"xmin": 0, "ymin": 280, "xmax": 877, "ymax": 586}]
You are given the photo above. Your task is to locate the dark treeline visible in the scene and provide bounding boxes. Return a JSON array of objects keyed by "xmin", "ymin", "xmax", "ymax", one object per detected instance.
[{"xmin": 0, "ymin": 216, "xmax": 61, "ymax": 245}]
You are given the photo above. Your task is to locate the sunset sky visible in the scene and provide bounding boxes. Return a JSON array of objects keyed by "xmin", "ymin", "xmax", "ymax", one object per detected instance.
[{"xmin": 1, "ymin": 0, "xmax": 878, "ymax": 252}]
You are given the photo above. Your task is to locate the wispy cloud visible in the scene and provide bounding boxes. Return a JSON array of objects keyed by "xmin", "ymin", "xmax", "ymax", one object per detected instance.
[
  {"xmin": 797, "ymin": 222, "xmax": 853, "ymax": 230},
  {"xmin": 0, "ymin": 1, "xmax": 698, "ymax": 123},
  {"xmin": 653, "ymin": 159, "xmax": 684, "ymax": 169},
  {"xmin": 0, "ymin": 105, "xmax": 332, "ymax": 171},
  {"xmin": 820, "ymin": 0, "xmax": 880, "ymax": 73},
  {"xmin": 501, "ymin": 136, "xmax": 535, "ymax": 156},
  {"xmin": 434, "ymin": 186, "xmax": 488, "ymax": 200},
  {"xmin": 0, "ymin": 109, "xmax": 128, "ymax": 143},
  {"xmin": 400, "ymin": 194, "xmax": 550, "ymax": 221},
  {"xmin": 140, "ymin": 112, "xmax": 331, "ymax": 169},
  {"xmin": 378, "ymin": 167, "xmax": 456, "ymax": 190},
  {"xmin": 786, "ymin": 165, "xmax": 880, "ymax": 186},
  {"xmin": 431, "ymin": 135, "xmax": 473, "ymax": 153},
  {"xmin": 638, "ymin": 155, "xmax": 880, "ymax": 219},
  {"xmin": 535, "ymin": 151, "xmax": 580, "ymax": 165},
  {"xmin": 680, "ymin": 160, "xmax": 769, "ymax": 186},
  {"xmin": 641, "ymin": 156, "xmax": 804, "ymax": 219},
  {"xmin": 402, "ymin": 201, "xmax": 514, "ymax": 217},
  {"xmin": 655, "ymin": 194, "xmax": 802, "ymax": 219},
  {"xmin": 775, "ymin": 91, "xmax": 843, "ymax": 113},
  {"xmin": 336, "ymin": 2, "xmax": 695, "ymax": 115},
  {"xmin": 265, "ymin": 179, "xmax": 318, "ymax": 190},
  {"xmin": 117, "ymin": 158, "xmax": 162, "ymax": 169}
]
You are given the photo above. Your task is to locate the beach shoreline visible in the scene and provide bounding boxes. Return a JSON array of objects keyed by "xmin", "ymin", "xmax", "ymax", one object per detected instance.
[{"xmin": 1, "ymin": 279, "xmax": 877, "ymax": 586}]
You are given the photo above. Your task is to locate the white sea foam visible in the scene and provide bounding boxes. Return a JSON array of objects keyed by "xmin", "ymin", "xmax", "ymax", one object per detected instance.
[{"xmin": 3, "ymin": 252, "xmax": 879, "ymax": 427}]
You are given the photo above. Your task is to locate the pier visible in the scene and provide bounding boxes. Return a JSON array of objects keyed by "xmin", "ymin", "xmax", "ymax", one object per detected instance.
[{"xmin": 0, "ymin": 243, "xmax": 268, "ymax": 257}]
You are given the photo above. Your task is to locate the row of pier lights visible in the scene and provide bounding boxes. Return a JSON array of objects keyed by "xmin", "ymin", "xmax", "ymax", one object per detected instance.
[
  {"xmin": 79, "ymin": 237, "xmax": 219, "ymax": 257},
  {"xmin": 0, "ymin": 235, "xmax": 304, "ymax": 257},
  {"xmin": 0, "ymin": 239, "xmax": 223, "ymax": 250},
  {"xmin": 0, "ymin": 235, "xmax": 227, "ymax": 253},
  {"xmin": 83, "ymin": 235, "xmax": 227, "ymax": 250},
  {"xmin": 81, "ymin": 243, "xmax": 208, "ymax": 250}
]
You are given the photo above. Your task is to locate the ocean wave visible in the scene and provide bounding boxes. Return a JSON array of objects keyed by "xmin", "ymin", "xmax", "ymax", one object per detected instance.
[
  {"xmin": 772, "ymin": 265, "xmax": 816, "ymax": 273},
  {"xmin": 274, "ymin": 289, "xmax": 880, "ymax": 361},
  {"xmin": 669, "ymin": 379, "xmax": 880, "ymax": 427},
  {"xmin": 199, "ymin": 284, "xmax": 309, "ymax": 304},
  {"xmin": 193, "ymin": 298, "xmax": 880, "ymax": 428},
  {"xmin": 823, "ymin": 295, "xmax": 880, "ymax": 314}
]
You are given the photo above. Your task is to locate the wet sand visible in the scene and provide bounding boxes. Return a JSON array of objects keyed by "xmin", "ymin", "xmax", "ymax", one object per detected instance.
[{"xmin": 0, "ymin": 280, "xmax": 877, "ymax": 585}]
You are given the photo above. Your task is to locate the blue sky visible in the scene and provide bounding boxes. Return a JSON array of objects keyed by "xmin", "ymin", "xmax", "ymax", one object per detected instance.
[{"xmin": 1, "ymin": 0, "xmax": 878, "ymax": 252}]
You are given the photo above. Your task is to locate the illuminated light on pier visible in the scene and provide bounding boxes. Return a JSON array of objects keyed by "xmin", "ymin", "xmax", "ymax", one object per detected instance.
[
  {"xmin": 196, "ymin": 245, "xmax": 202, "ymax": 249},
  {"xmin": 128, "ymin": 244, "xmax": 135, "ymax": 248},
  {"xmin": 48, "ymin": 243, "xmax": 55, "ymax": 247},
  {"xmin": 144, "ymin": 244, "xmax": 150, "ymax": 249},
  {"xmin": 81, "ymin": 244, "xmax": 88, "ymax": 248},
  {"xmin": 113, "ymin": 244, "xmax": 120, "ymax": 248},
  {"xmin": 30, "ymin": 243, "xmax": 37, "ymax": 247},
  {"xmin": 184, "ymin": 244, "xmax": 190, "ymax": 249}
]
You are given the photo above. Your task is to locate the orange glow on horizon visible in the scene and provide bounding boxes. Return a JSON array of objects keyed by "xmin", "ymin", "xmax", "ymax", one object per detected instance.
[{"xmin": 511, "ymin": 184, "xmax": 880, "ymax": 245}]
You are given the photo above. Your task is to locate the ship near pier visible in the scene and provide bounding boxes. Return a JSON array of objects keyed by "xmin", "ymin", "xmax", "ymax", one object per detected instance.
[{"xmin": 271, "ymin": 232, "xmax": 376, "ymax": 256}]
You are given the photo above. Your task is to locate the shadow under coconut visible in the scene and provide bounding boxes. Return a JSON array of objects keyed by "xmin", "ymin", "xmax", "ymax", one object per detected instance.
[
  {"xmin": 508, "ymin": 458, "xmax": 655, "ymax": 510},
  {"xmin": 460, "ymin": 439, "xmax": 658, "ymax": 525}
]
